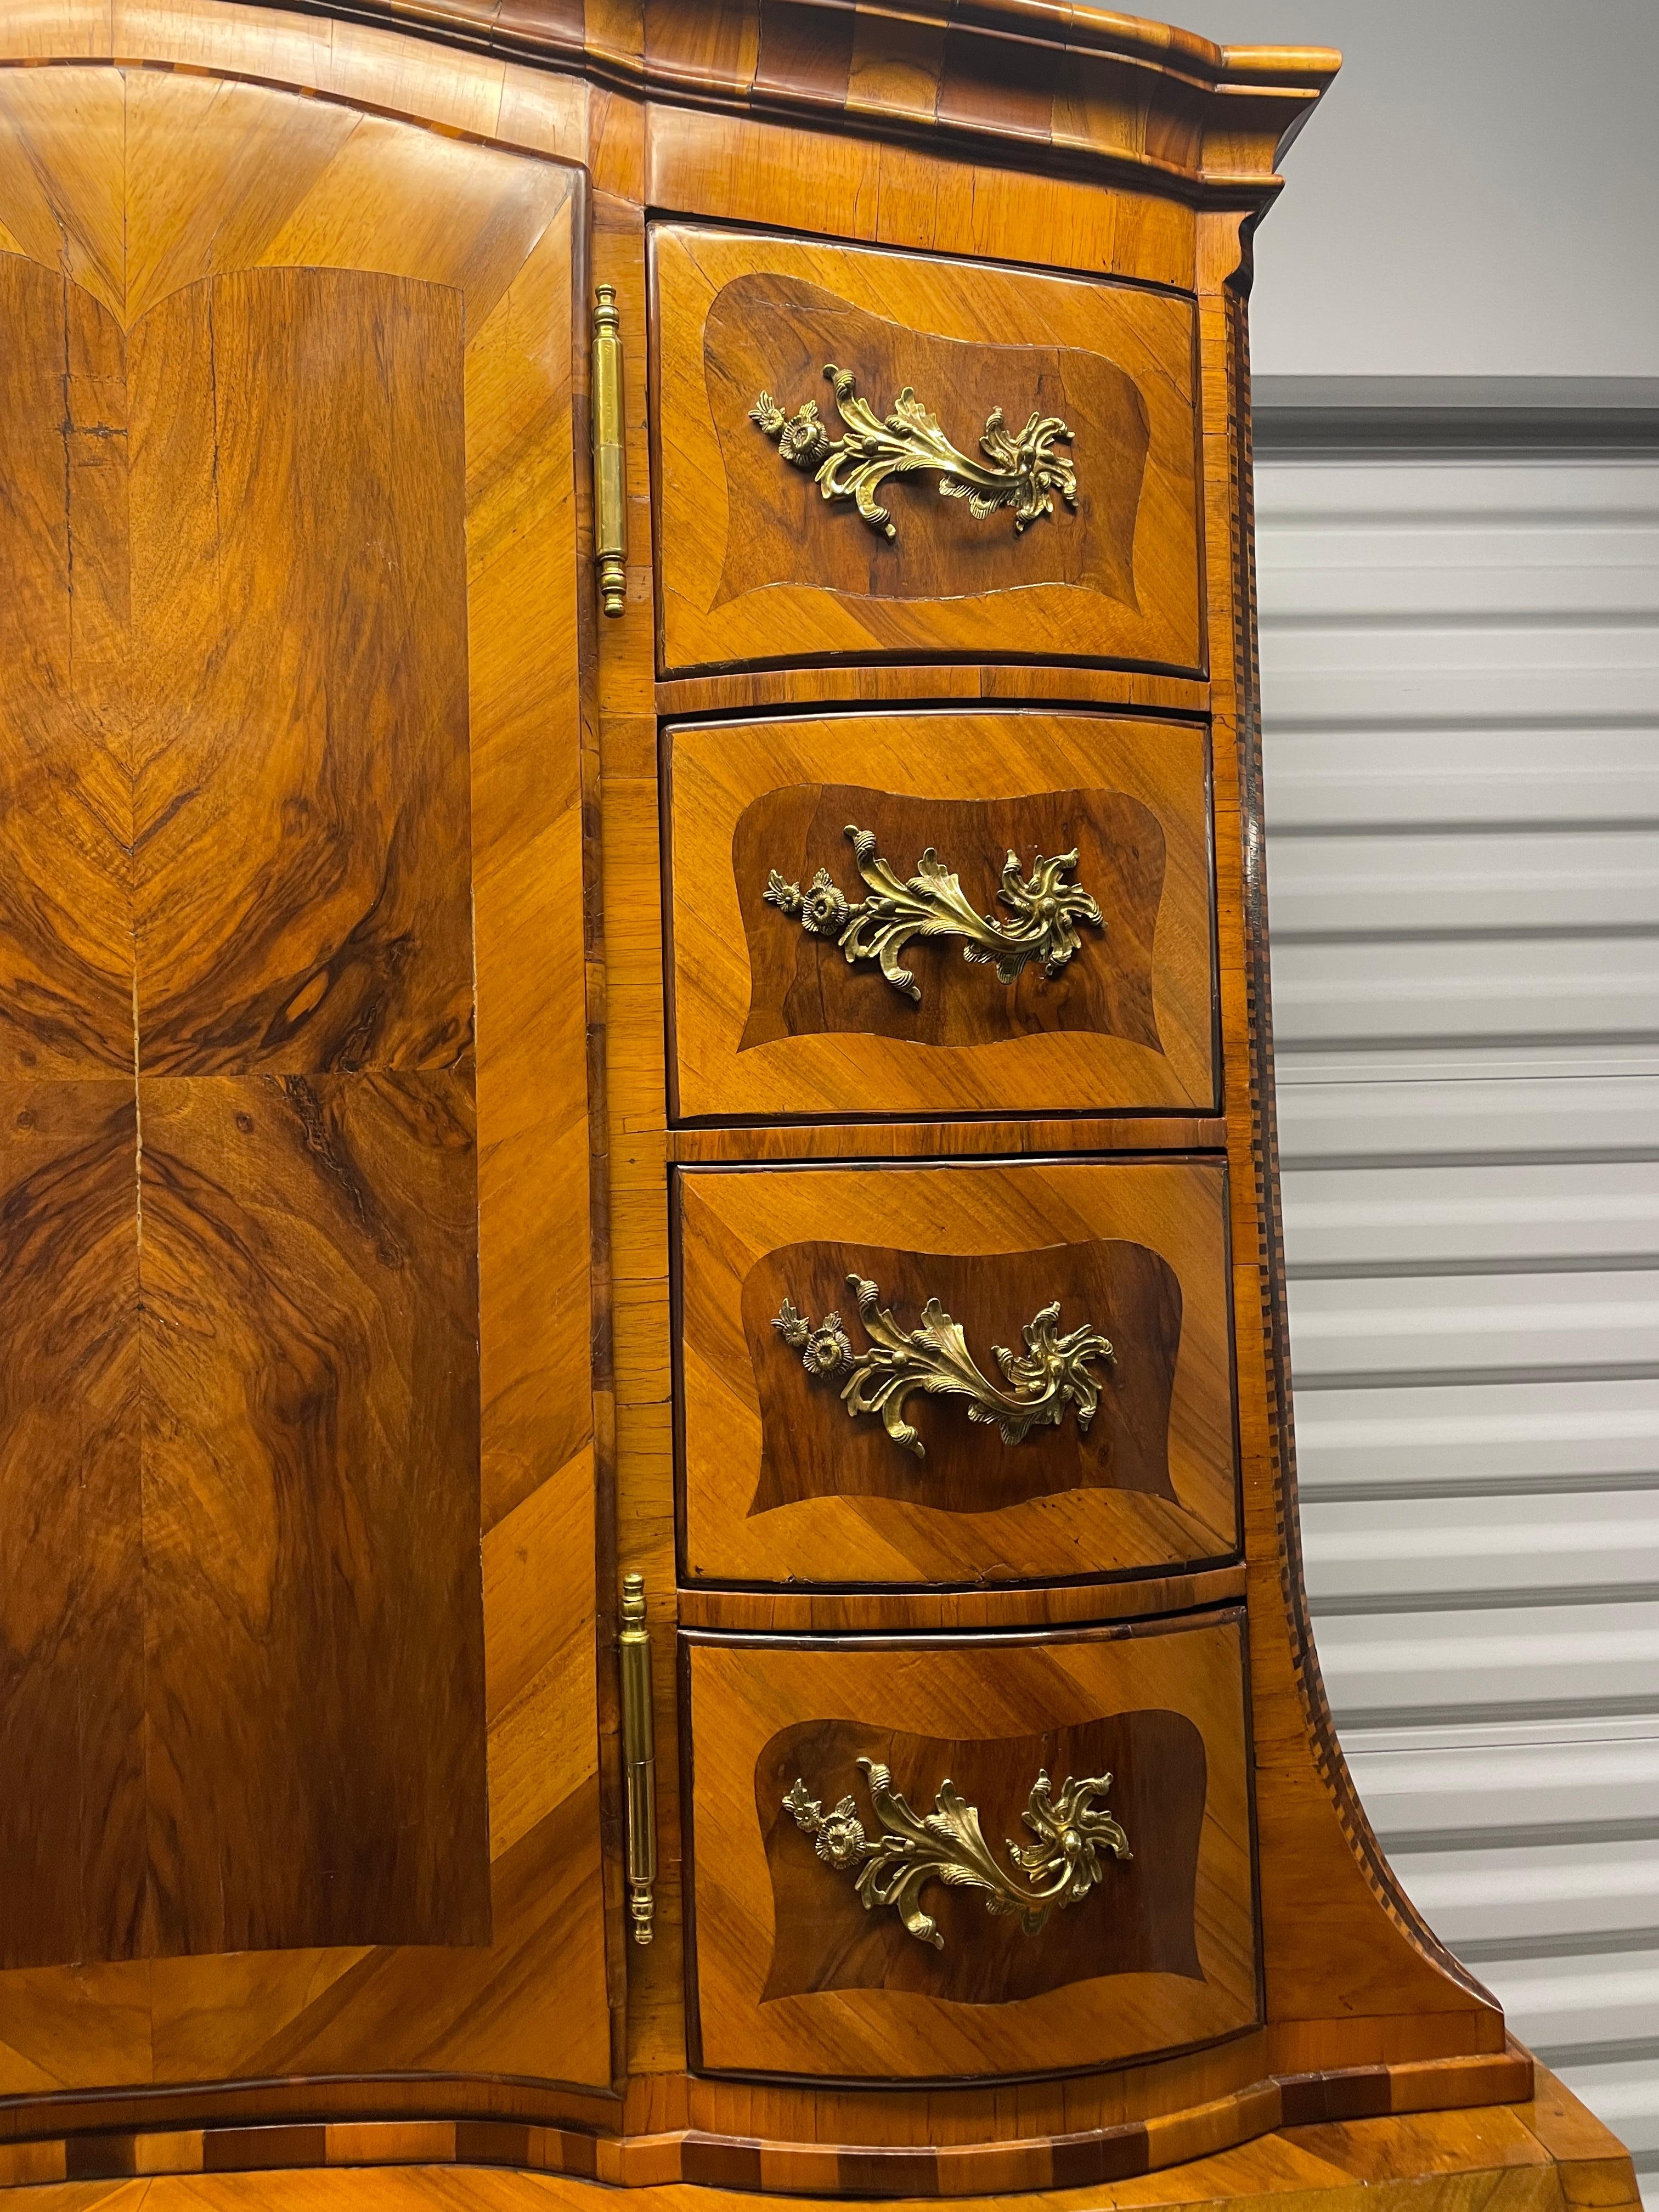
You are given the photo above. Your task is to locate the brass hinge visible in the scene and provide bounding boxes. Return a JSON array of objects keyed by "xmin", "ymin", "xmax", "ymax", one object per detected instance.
[
  {"xmin": 591, "ymin": 283, "xmax": 627, "ymax": 618},
  {"xmin": 618, "ymin": 1572, "xmax": 656, "ymax": 1945}
]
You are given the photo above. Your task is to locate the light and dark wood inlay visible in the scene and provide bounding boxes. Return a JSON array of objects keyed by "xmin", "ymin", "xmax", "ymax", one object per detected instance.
[
  {"xmin": 744, "ymin": 1235, "xmax": 1181, "ymax": 1515},
  {"xmin": 758, "ymin": 1711, "xmax": 1205, "ymax": 2004},
  {"xmin": 703, "ymin": 274, "xmax": 1149, "ymax": 611},
  {"xmin": 735, "ymin": 783, "xmax": 1166, "ymax": 1056},
  {"xmin": 682, "ymin": 1615, "xmax": 1259, "ymax": 2080},
  {"xmin": 0, "ymin": 72, "xmax": 601, "ymax": 2039},
  {"xmin": 653, "ymin": 226, "xmax": 1204, "ymax": 675},
  {"xmin": 678, "ymin": 1160, "xmax": 1238, "ymax": 1588},
  {"xmin": 667, "ymin": 712, "xmax": 1217, "ymax": 1121}
]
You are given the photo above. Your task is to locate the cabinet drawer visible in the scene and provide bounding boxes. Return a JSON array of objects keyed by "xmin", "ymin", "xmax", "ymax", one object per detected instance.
[
  {"xmin": 676, "ymin": 1159, "xmax": 1238, "ymax": 1587},
  {"xmin": 664, "ymin": 712, "xmax": 1217, "ymax": 1122},
  {"xmin": 652, "ymin": 224, "xmax": 1203, "ymax": 677},
  {"xmin": 682, "ymin": 1612, "xmax": 1258, "ymax": 2080}
]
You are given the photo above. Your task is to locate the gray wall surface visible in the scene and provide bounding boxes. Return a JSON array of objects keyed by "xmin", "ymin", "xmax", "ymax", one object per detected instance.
[{"xmin": 1166, "ymin": 0, "xmax": 1659, "ymax": 379}]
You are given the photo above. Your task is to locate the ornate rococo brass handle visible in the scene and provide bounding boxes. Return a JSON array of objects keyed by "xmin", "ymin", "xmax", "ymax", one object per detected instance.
[
  {"xmin": 752, "ymin": 364, "xmax": 1077, "ymax": 540},
  {"xmin": 766, "ymin": 823, "xmax": 1102, "ymax": 1002},
  {"xmin": 774, "ymin": 1274, "xmax": 1113, "ymax": 1459},
  {"xmin": 783, "ymin": 1758, "xmax": 1130, "ymax": 1949}
]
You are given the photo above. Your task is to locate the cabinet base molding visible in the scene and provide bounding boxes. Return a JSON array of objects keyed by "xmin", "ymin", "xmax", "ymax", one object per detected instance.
[
  {"xmin": 0, "ymin": 2064, "xmax": 1632, "ymax": 2212},
  {"xmin": 0, "ymin": 2048, "xmax": 1537, "ymax": 2198}
]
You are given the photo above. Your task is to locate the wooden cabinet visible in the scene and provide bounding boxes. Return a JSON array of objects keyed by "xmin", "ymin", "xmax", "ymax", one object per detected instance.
[
  {"xmin": 676, "ymin": 1160, "xmax": 1238, "ymax": 1587},
  {"xmin": 681, "ymin": 1615, "xmax": 1258, "ymax": 2080},
  {"xmin": 0, "ymin": 6, "xmax": 1604, "ymax": 2211},
  {"xmin": 664, "ymin": 712, "xmax": 1217, "ymax": 1119}
]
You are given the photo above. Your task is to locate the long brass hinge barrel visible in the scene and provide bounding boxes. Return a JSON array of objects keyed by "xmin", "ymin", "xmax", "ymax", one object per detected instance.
[
  {"xmin": 591, "ymin": 283, "xmax": 627, "ymax": 618},
  {"xmin": 618, "ymin": 1571, "xmax": 656, "ymax": 1945}
]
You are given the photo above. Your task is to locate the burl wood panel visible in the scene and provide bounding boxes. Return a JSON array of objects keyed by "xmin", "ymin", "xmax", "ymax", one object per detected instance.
[
  {"xmin": 652, "ymin": 227, "xmax": 1203, "ymax": 676},
  {"xmin": 0, "ymin": 59, "xmax": 611, "ymax": 2097},
  {"xmin": 759, "ymin": 1711, "xmax": 1205, "ymax": 2002},
  {"xmin": 678, "ymin": 1160, "xmax": 1238, "ymax": 1587},
  {"xmin": 666, "ymin": 713, "xmax": 1215, "ymax": 1120},
  {"xmin": 683, "ymin": 1614, "xmax": 1257, "ymax": 2079},
  {"xmin": 137, "ymin": 1074, "xmax": 486, "ymax": 1954},
  {"xmin": 744, "ymin": 1238, "xmax": 1182, "ymax": 1514}
]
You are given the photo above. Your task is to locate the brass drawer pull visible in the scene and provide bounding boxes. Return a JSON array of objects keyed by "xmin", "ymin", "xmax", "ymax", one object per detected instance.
[
  {"xmin": 618, "ymin": 1573, "xmax": 657, "ymax": 1945},
  {"xmin": 751, "ymin": 365, "xmax": 1076, "ymax": 540},
  {"xmin": 782, "ymin": 1758, "xmax": 1130, "ymax": 1950},
  {"xmin": 766, "ymin": 823, "xmax": 1102, "ymax": 1002},
  {"xmin": 774, "ymin": 1274, "xmax": 1113, "ymax": 1459}
]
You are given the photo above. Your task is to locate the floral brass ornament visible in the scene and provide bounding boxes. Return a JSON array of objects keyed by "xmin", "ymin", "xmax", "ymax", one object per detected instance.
[
  {"xmin": 773, "ymin": 1275, "xmax": 1113, "ymax": 1458},
  {"xmin": 781, "ymin": 1758, "xmax": 1130, "ymax": 1949},
  {"xmin": 765, "ymin": 824, "xmax": 1102, "ymax": 1002},
  {"xmin": 751, "ymin": 364, "xmax": 1077, "ymax": 540}
]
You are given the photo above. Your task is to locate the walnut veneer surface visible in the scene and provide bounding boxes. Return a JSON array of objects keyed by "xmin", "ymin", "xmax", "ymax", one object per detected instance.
[{"xmin": 0, "ymin": 0, "xmax": 1624, "ymax": 2200}]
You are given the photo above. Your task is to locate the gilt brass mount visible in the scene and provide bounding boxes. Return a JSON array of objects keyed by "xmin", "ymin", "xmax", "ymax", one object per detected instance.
[
  {"xmin": 774, "ymin": 1275, "xmax": 1114, "ymax": 1459},
  {"xmin": 783, "ymin": 1759, "xmax": 1130, "ymax": 1950},
  {"xmin": 752, "ymin": 365, "xmax": 1077, "ymax": 540},
  {"xmin": 590, "ymin": 283, "xmax": 627, "ymax": 617},
  {"xmin": 766, "ymin": 823, "xmax": 1102, "ymax": 1002},
  {"xmin": 618, "ymin": 1572, "xmax": 657, "ymax": 1945}
]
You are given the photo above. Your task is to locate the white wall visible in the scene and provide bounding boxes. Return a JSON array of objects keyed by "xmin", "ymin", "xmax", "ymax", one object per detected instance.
[{"xmin": 1168, "ymin": 0, "xmax": 1659, "ymax": 378}]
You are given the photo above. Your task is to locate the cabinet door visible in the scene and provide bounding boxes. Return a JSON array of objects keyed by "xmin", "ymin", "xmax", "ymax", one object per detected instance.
[{"xmin": 0, "ymin": 68, "xmax": 610, "ymax": 2101}]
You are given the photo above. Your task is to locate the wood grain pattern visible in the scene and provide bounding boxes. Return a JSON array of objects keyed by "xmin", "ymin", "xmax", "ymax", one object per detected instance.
[
  {"xmin": 734, "ymin": 786, "xmax": 1165, "ymax": 1055},
  {"xmin": 743, "ymin": 1235, "xmax": 1182, "ymax": 1514},
  {"xmin": 678, "ymin": 1161, "xmax": 1238, "ymax": 1587},
  {"xmin": 137, "ymin": 1072, "xmax": 486, "ymax": 1955},
  {"xmin": 129, "ymin": 268, "xmax": 474, "ymax": 1077},
  {"xmin": 677, "ymin": 1565, "xmax": 1249, "ymax": 1634},
  {"xmin": 0, "ymin": 1082, "xmax": 143, "ymax": 1971},
  {"xmin": 666, "ymin": 713, "xmax": 1216, "ymax": 1120},
  {"xmin": 653, "ymin": 227, "xmax": 1204, "ymax": 675},
  {"xmin": 0, "ymin": 2053, "xmax": 1604, "ymax": 2204},
  {"xmin": 655, "ymin": 664, "xmax": 1210, "ymax": 717},
  {"xmin": 0, "ymin": 50, "xmax": 611, "ymax": 2102},
  {"xmin": 758, "ymin": 1710, "xmax": 1205, "ymax": 2002},
  {"xmin": 682, "ymin": 1615, "xmax": 1258, "ymax": 2079},
  {"xmin": 0, "ymin": 257, "xmax": 133, "ymax": 1077}
]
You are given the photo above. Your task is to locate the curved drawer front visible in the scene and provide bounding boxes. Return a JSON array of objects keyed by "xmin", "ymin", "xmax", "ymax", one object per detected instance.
[
  {"xmin": 682, "ymin": 1613, "xmax": 1258, "ymax": 2080},
  {"xmin": 676, "ymin": 1158, "xmax": 1238, "ymax": 1587},
  {"xmin": 665, "ymin": 712, "xmax": 1217, "ymax": 1121},
  {"xmin": 651, "ymin": 224, "xmax": 1203, "ymax": 678}
]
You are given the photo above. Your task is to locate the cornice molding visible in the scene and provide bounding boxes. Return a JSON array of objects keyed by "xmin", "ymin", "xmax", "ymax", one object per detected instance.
[{"xmin": 254, "ymin": 0, "xmax": 1339, "ymax": 200}]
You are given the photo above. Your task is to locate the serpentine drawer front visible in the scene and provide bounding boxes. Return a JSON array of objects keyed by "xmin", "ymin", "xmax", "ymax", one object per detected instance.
[
  {"xmin": 675, "ymin": 1159, "xmax": 1238, "ymax": 1588},
  {"xmin": 681, "ymin": 1612, "xmax": 1258, "ymax": 2080},
  {"xmin": 651, "ymin": 224, "xmax": 1204, "ymax": 677},
  {"xmin": 664, "ymin": 711, "xmax": 1217, "ymax": 1122}
]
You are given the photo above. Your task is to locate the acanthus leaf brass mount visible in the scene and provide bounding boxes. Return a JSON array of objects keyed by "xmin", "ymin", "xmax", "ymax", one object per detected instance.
[
  {"xmin": 618, "ymin": 1572, "xmax": 656, "ymax": 1945},
  {"xmin": 766, "ymin": 823, "xmax": 1103, "ymax": 1002},
  {"xmin": 591, "ymin": 283, "xmax": 627, "ymax": 618},
  {"xmin": 775, "ymin": 1274, "xmax": 1114, "ymax": 1460},
  {"xmin": 752, "ymin": 364, "xmax": 1077, "ymax": 540},
  {"xmin": 782, "ymin": 1758, "xmax": 1130, "ymax": 1949}
]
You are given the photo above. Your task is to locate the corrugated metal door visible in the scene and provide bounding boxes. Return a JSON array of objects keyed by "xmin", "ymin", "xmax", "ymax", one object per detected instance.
[{"xmin": 1257, "ymin": 441, "xmax": 1659, "ymax": 2190}]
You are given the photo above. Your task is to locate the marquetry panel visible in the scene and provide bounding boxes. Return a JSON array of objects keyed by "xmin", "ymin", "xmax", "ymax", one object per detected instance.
[
  {"xmin": 676, "ymin": 1159, "xmax": 1238, "ymax": 1588},
  {"xmin": 0, "ymin": 61, "xmax": 610, "ymax": 2095},
  {"xmin": 652, "ymin": 225, "xmax": 1204, "ymax": 675},
  {"xmin": 665, "ymin": 712, "xmax": 1216, "ymax": 1121},
  {"xmin": 682, "ymin": 1613, "xmax": 1259, "ymax": 2079}
]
